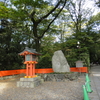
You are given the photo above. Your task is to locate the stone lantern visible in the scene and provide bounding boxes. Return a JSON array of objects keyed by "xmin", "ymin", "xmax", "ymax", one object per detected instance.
[
  {"xmin": 17, "ymin": 47, "xmax": 43, "ymax": 88},
  {"xmin": 19, "ymin": 47, "xmax": 40, "ymax": 78}
]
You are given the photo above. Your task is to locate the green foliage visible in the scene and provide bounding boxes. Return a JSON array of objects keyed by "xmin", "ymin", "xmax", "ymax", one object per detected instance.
[
  {"xmin": 0, "ymin": 19, "xmax": 26, "ymax": 70},
  {"xmin": 0, "ymin": 2, "xmax": 10, "ymax": 18},
  {"xmin": 0, "ymin": 0, "xmax": 100, "ymax": 70},
  {"xmin": 36, "ymin": 54, "xmax": 52, "ymax": 68},
  {"xmin": 36, "ymin": 35, "xmax": 55, "ymax": 68}
]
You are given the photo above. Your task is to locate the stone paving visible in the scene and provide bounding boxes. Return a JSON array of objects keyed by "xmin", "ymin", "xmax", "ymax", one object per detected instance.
[
  {"xmin": 89, "ymin": 65, "xmax": 100, "ymax": 100},
  {"xmin": 0, "ymin": 75, "xmax": 85, "ymax": 100},
  {"xmin": 1, "ymin": 65, "xmax": 100, "ymax": 100}
]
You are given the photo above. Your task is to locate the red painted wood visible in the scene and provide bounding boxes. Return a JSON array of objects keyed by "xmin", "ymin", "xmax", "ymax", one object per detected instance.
[
  {"xmin": 70, "ymin": 67, "xmax": 88, "ymax": 73},
  {"xmin": 35, "ymin": 68, "xmax": 54, "ymax": 73},
  {"xmin": 0, "ymin": 69, "xmax": 26, "ymax": 77},
  {"xmin": 0, "ymin": 67, "xmax": 88, "ymax": 77}
]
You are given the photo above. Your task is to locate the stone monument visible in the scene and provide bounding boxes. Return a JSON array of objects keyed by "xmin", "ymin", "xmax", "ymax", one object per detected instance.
[
  {"xmin": 75, "ymin": 60, "xmax": 83, "ymax": 67},
  {"xmin": 52, "ymin": 50, "xmax": 70, "ymax": 72}
]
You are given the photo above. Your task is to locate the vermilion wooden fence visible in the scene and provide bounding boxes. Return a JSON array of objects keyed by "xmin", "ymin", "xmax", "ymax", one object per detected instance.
[
  {"xmin": 0, "ymin": 69, "xmax": 26, "ymax": 77},
  {"xmin": 70, "ymin": 67, "xmax": 88, "ymax": 73},
  {"xmin": 35, "ymin": 68, "xmax": 54, "ymax": 74},
  {"xmin": 0, "ymin": 67, "xmax": 88, "ymax": 77}
]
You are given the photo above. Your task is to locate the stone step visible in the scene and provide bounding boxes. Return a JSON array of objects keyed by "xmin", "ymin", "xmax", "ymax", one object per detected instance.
[{"xmin": 20, "ymin": 76, "xmax": 41, "ymax": 82}]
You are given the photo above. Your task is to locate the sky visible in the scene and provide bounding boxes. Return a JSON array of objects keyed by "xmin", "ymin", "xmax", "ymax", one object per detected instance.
[
  {"xmin": 85, "ymin": 0, "xmax": 100, "ymax": 15},
  {"xmin": 0, "ymin": 0, "xmax": 99, "ymax": 15}
]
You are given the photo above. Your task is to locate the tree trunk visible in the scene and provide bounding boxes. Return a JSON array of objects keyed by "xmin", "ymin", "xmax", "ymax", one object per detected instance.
[
  {"xmin": 32, "ymin": 23, "xmax": 41, "ymax": 52},
  {"xmin": 34, "ymin": 38, "xmax": 40, "ymax": 52}
]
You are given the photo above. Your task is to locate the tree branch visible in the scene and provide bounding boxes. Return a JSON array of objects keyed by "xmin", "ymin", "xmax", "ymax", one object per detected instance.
[
  {"xmin": 67, "ymin": 8, "xmax": 76, "ymax": 25},
  {"xmin": 39, "ymin": 0, "xmax": 67, "ymax": 39},
  {"xmin": 23, "ymin": 31, "xmax": 38, "ymax": 40},
  {"xmin": 37, "ymin": 0, "xmax": 62, "ymax": 23},
  {"xmin": 29, "ymin": 9, "xmax": 36, "ymax": 23},
  {"xmin": 71, "ymin": 1, "xmax": 78, "ymax": 23}
]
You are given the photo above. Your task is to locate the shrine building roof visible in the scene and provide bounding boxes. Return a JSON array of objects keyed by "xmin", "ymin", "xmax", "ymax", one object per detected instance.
[{"xmin": 19, "ymin": 47, "xmax": 40, "ymax": 56}]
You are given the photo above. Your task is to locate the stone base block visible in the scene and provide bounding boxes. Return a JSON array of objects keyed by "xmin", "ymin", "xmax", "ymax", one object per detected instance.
[{"xmin": 17, "ymin": 76, "xmax": 44, "ymax": 88}]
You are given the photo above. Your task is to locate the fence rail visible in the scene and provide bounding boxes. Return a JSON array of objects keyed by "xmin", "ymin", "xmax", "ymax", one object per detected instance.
[
  {"xmin": 0, "ymin": 69, "xmax": 26, "ymax": 77},
  {"xmin": 0, "ymin": 67, "xmax": 88, "ymax": 77},
  {"xmin": 70, "ymin": 67, "xmax": 88, "ymax": 73}
]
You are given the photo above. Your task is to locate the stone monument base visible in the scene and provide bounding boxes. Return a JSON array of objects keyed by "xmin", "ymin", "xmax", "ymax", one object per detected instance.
[{"xmin": 17, "ymin": 76, "xmax": 44, "ymax": 88}]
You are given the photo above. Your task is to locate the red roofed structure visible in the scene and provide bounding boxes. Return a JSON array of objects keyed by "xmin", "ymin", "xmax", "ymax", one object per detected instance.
[{"xmin": 19, "ymin": 47, "xmax": 40, "ymax": 78}]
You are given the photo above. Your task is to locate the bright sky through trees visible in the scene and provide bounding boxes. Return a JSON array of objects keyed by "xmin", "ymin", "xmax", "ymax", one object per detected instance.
[{"xmin": 85, "ymin": 0, "xmax": 100, "ymax": 15}]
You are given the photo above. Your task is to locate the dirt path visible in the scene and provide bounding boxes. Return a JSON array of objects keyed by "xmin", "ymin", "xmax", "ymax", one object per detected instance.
[{"xmin": 0, "ymin": 76, "xmax": 85, "ymax": 100}]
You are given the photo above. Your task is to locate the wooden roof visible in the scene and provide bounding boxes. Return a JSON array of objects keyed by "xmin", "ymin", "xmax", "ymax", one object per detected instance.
[{"xmin": 19, "ymin": 47, "xmax": 40, "ymax": 56}]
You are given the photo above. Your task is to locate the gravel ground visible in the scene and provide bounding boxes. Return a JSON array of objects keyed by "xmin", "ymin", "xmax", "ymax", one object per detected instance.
[{"xmin": 0, "ymin": 75, "xmax": 85, "ymax": 100}]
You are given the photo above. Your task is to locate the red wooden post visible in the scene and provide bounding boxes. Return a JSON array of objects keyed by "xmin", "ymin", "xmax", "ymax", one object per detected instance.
[
  {"xmin": 24, "ymin": 61, "xmax": 37, "ymax": 78},
  {"xmin": 26, "ymin": 64, "xmax": 28, "ymax": 76},
  {"xmin": 33, "ymin": 64, "xmax": 35, "ymax": 76}
]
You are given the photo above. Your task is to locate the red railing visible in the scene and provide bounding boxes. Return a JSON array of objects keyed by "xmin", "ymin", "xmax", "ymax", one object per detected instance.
[
  {"xmin": 35, "ymin": 68, "xmax": 54, "ymax": 74},
  {"xmin": 0, "ymin": 67, "xmax": 88, "ymax": 77},
  {"xmin": 0, "ymin": 68, "xmax": 54, "ymax": 77},
  {"xmin": 0, "ymin": 69, "xmax": 26, "ymax": 77},
  {"xmin": 70, "ymin": 67, "xmax": 88, "ymax": 73}
]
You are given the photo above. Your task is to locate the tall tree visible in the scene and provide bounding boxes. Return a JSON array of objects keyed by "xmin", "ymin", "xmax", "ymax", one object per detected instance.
[
  {"xmin": 0, "ymin": 1, "xmax": 30, "ymax": 70},
  {"xmin": 10, "ymin": 0, "xmax": 67, "ymax": 52},
  {"xmin": 66, "ymin": 0, "xmax": 92, "ymax": 38},
  {"xmin": 85, "ymin": 12, "xmax": 100, "ymax": 63}
]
